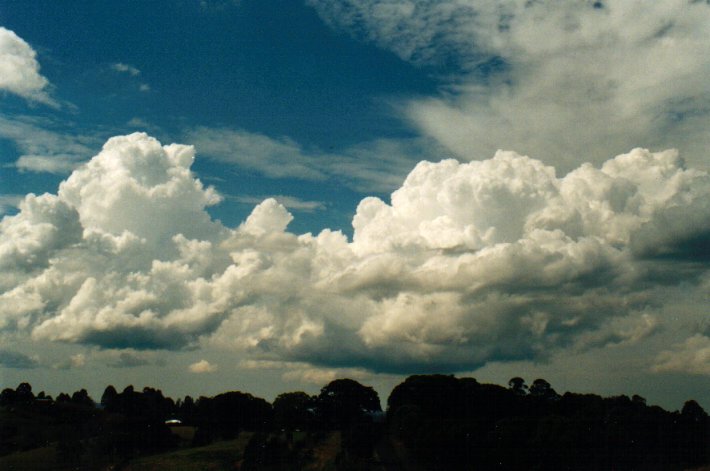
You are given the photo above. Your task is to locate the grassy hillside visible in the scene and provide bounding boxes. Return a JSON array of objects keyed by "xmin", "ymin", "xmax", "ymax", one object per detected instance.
[
  {"xmin": 125, "ymin": 433, "xmax": 253, "ymax": 471},
  {"xmin": 124, "ymin": 431, "xmax": 343, "ymax": 471},
  {"xmin": 0, "ymin": 445, "xmax": 58, "ymax": 471}
]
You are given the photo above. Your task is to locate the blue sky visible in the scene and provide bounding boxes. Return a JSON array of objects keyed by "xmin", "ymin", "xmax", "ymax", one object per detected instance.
[
  {"xmin": 2, "ymin": 0, "xmax": 710, "ymax": 409},
  {"xmin": 1, "ymin": 0, "xmax": 443, "ymax": 234}
]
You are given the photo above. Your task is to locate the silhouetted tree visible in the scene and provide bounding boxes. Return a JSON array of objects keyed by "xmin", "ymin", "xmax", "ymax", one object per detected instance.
[
  {"xmin": 15, "ymin": 382, "xmax": 34, "ymax": 404},
  {"xmin": 2, "ymin": 376, "xmax": 709, "ymax": 471},
  {"xmin": 315, "ymin": 379, "xmax": 381, "ymax": 429},
  {"xmin": 91, "ymin": 385, "xmax": 180, "ymax": 461},
  {"xmin": 680, "ymin": 399, "xmax": 710, "ymax": 467},
  {"xmin": 682, "ymin": 399, "xmax": 708, "ymax": 421},
  {"xmin": 195, "ymin": 391, "xmax": 273, "ymax": 439},
  {"xmin": 386, "ymin": 374, "xmax": 710, "ymax": 470},
  {"xmin": 632, "ymin": 394, "xmax": 647, "ymax": 406},
  {"xmin": 528, "ymin": 378, "xmax": 558, "ymax": 400},
  {"xmin": 387, "ymin": 375, "xmax": 508, "ymax": 470},
  {"xmin": 388, "ymin": 374, "xmax": 470, "ymax": 418},
  {"xmin": 34, "ymin": 390, "xmax": 53, "ymax": 403},
  {"xmin": 178, "ymin": 394, "xmax": 196, "ymax": 423},
  {"xmin": 101, "ymin": 385, "xmax": 118, "ymax": 408},
  {"xmin": 508, "ymin": 377, "xmax": 528, "ymax": 395},
  {"xmin": 0, "ymin": 388, "xmax": 17, "ymax": 406},
  {"xmin": 273, "ymin": 391, "xmax": 313, "ymax": 431},
  {"xmin": 71, "ymin": 388, "xmax": 94, "ymax": 407},
  {"xmin": 56, "ymin": 392, "xmax": 71, "ymax": 403}
]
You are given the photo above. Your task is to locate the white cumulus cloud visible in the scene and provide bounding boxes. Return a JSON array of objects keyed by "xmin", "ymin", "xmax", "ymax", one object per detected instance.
[
  {"xmin": 0, "ymin": 27, "xmax": 56, "ymax": 106},
  {"xmin": 654, "ymin": 335, "xmax": 710, "ymax": 376},
  {"xmin": 1, "ymin": 133, "xmax": 709, "ymax": 374},
  {"xmin": 189, "ymin": 359, "xmax": 217, "ymax": 373}
]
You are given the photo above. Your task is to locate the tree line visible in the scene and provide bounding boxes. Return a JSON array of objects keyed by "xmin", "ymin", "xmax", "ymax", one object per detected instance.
[
  {"xmin": 387, "ymin": 375, "xmax": 708, "ymax": 470},
  {"xmin": 1, "ymin": 375, "xmax": 708, "ymax": 470}
]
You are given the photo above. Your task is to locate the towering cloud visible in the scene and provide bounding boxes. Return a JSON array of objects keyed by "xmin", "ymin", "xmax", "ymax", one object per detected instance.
[
  {"xmin": 0, "ymin": 27, "xmax": 55, "ymax": 105},
  {"xmin": 1, "ymin": 133, "xmax": 709, "ymax": 372}
]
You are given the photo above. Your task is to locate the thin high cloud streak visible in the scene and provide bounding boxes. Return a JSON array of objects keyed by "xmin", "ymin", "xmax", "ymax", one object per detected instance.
[
  {"xmin": 0, "ymin": 27, "xmax": 423, "ymax": 193},
  {"xmin": 308, "ymin": 0, "xmax": 710, "ymax": 172},
  {"xmin": 0, "ymin": 27, "xmax": 56, "ymax": 106},
  {"xmin": 1, "ymin": 133, "xmax": 709, "ymax": 374},
  {"xmin": 3, "ymin": 118, "xmax": 431, "ymax": 196},
  {"xmin": 0, "ymin": 115, "xmax": 100, "ymax": 175},
  {"xmin": 186, "ymin": 126, "xmax": 444, "ymax": 193},
  {"xmin": 229, "ymin": 195, "xmax": 326, "ymax": 213}
]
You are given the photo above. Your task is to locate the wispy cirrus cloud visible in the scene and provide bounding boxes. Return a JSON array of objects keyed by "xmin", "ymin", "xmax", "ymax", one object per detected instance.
[
  {"xmin": 229, "ymin": 194, "xmax": 326, "ymax": 213},
  {"xmin": 186, "ymin": 126, "xmax": 447, "ymax": 193},
  {"xmin": 185, "ymin": 127, "xmax": 328, "ymax": 180},
  {"xmin": 308, "ymin": 0, "xmax": 710, "ymax": 173},
  {"xmin": 15, "ymin": 154, "xmax": 83, "ymax": 174},
  {"xmin": 0, "ymin": 114, "xmax": 101, "ymax": 174}
]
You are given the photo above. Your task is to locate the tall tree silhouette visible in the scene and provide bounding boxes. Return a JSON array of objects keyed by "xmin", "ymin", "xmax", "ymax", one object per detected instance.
[
  {"xmin": 315, "ymin": 379, "xmax": 381, "ymax": 429},
  {"xmin": 273, "ymin": 391, "xmax": 313, "ymax": 431}
]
